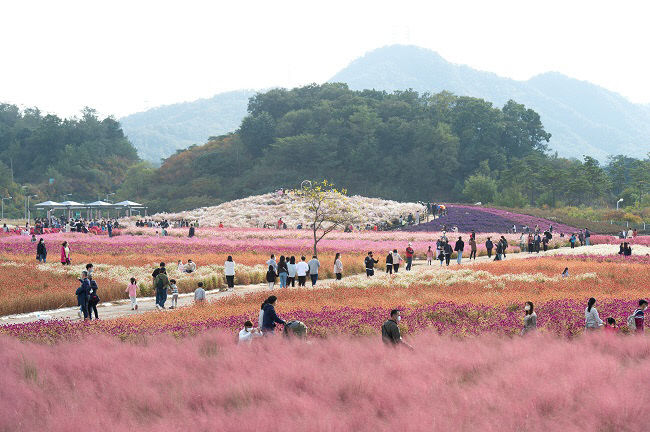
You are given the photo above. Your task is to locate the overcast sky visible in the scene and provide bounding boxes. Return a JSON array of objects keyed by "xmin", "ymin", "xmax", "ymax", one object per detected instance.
[{"xmin": 2, "ymin": 0, "xmax": 649, "ymax": 118}]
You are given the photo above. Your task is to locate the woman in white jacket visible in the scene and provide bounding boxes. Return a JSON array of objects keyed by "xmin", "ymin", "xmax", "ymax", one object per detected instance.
[
  {"xmin": 224, "ymin": 256, "xmax": 235, "ymax": 290},
  {"xmin": 392, "ymin": 249, "xmax": 402, "ymax": 273},
  {"xmin": 585, "ymin": 297, "xmax": 604, "ymax": 331},
  {"xmin": 333, "ymin": 252, "xmax": 343, "ymax": 280}
]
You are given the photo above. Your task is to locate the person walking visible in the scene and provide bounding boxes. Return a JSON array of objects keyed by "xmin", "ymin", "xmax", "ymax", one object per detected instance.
[
  {"xmin": 364, "ymin": 251, "xmax": 378, "ymax": 277},
  {"xmin": 405, "ymin": 243, "xmax": 414, "ymax": 271},
  {"xmin": 87, "ymin": 276, "xmax": 100, "ymax": 320},
  {"xmin": 126, "ymin": 277, "xmax": 138, "ymax": 310},
  {"xmin": 188, "ymin": 224, "xmax": 195, "ymax": 238},
  {"xmin": 287, "ymin": 256, "xmax": 297, "ymax": 287},
  {"xmin": 570, "ymin": 233, "xmax": 577, "ymax": 249},
  {"xmin": 224, "ymin": 256, "xmax": 236, "ymax": 290},
  {"xmin": 60, "ymin": 241, "xmax": 71, "ymax": 265},
  {"xmin": 261, "ymin": 295, "xmax": 286, "ymax": 335},
  {"xmin": 485, "ymin": 237, "xmax": 493, "ymax": 259},
  {"xmin": 385, "ymin": 250, "xmax": 393, "ymax": 274},
  {"xmin": 169, "ymin": 279, "xmax": 179, "ymax": 308},
  {"xmin": 296, "ymin": 256, "xmax": 309, "ymax": 287},
  {"xmin": 277, "ymin": 255, "xmax": 288, "ymax": 288},
  {"xmin": 469, "ymin": 237, "xmax": 477, "ymax": 260},
  {"xmin": 521, "ymin": 301, "xmax": 537, "ymax": 336},
  {"xmin": 266, "ymin": 265, "xmax": 277, "ymax": 289},
  {"xmin": 333, "ymin": 253, "xmax": 343, "ymax": 280},
  {"xmin": 519, "ymin": 233, "xmax": 526, "ymax": 252},
  {"xmin": 392, "ymin": 249, "xmax": 402, "ymax": 273},
  {"xmin": 627, "ymin": 299, "xmax": 648, "ymax": 333},
  {"xmin": 381, "ymin": 309, "xmax": 413, "ymax": 349},
  {"xmin": 500, "ymin": 236, "xmax": 508, "ymax": 259},
  {"xmin": 454, "ymin": 237, "xmax": 464, "ymax": 265},
  {"xmin": 308, "ymin": 255, "xmax": 320, "ymax": 286},
  {"xmin": 36, "ymin": 238, "xmax": 47, "ymax": 263},
  {"xmin": 75, "ymin": 271, "xmax": 91, "ymax": 320},
  {"xmin": 585, "ymin": 297, "xmax": 604, "ymax": 331},
  {"xmin": 154, "ymin": 268, "xmax": 170, "ymax": 309},
  {"xmin": 494, "ymin": 241, "xmax": 502, "ymax": 261}
]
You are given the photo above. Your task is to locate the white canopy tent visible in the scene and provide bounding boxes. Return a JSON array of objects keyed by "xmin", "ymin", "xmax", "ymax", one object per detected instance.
[{"xmin": 114, "ymin": 200, "xmax": 146, "ymax": 217}]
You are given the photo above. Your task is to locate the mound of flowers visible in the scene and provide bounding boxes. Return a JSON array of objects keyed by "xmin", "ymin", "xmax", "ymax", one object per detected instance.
[
  {"xmin": 407, "ymin": 205, "xmax": 577, "ymax": 233},
  {"xmin": 137, "ymin": 192, "xmax": 425, "ymax": 228}
]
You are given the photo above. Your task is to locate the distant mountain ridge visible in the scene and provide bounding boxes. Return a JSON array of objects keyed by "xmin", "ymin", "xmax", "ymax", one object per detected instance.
[
  {"xmin": 120, "ymin": 45, "xmax": 650, "ymax": 161},
  {"xmin": 330, "ymin": 45, "xmax": 650, "ymax": 159}
]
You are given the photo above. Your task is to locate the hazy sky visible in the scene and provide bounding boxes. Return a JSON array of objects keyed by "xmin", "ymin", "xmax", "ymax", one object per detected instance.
[{"xmin": 2, "ymin": 0, "xmax": 649, "ymax": 118}]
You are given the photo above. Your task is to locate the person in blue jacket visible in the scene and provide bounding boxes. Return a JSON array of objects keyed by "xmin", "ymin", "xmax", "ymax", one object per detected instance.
[
  {"xmin": 75, "ymin": 271, "xmax": 91, "ymax": 320},
  {"xmin": 261, "ymin": 296, "xmax": 286, "ymax": 335}
]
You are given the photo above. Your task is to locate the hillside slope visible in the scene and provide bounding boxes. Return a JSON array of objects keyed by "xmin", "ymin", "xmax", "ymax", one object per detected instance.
[{"xmin": 330, "ymin": 45, "xmax": 650, "ymax": 159}]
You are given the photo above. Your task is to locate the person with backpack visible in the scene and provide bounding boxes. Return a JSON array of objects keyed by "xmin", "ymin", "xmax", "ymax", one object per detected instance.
[
  {"xmin": 405, "ymin": 243, "xmax": 414, "ymax": 271},
  {"xmin": 385, "ymin": 250, "xmax": 393, "ymax": 274},
  {"xmin": 585, "ymin": 297, "xmax": 604, "ymax": 331},
  {"xmin": 154, "ymin": 268, "xmax": 170, "ymax": 309},
  {"xmin": 364, "ymin": 252, "xmax": 378, "ymax": 277},
  {"xmin": 628, "ymin": 299, "xmax": 648, "ymax": 333}
]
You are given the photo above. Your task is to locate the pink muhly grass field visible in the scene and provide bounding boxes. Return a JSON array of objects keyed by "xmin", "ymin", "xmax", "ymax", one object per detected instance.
[{"xmin": 2, "ymin": 331, "xmax": 649, "ymax": 431}]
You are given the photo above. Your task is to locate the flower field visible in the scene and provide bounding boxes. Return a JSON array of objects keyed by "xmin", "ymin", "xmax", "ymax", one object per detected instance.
[
  {"xmin": 409, "ymin": 204, "xmax": 578, "ymax": 233},
  {"xmin": 2, "ymin": 331, "xmax": 650, "ymax": 431}
]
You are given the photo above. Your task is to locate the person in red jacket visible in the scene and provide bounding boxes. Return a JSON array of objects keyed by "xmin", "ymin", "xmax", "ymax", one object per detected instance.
[{"xmin": 405, "ymin": 243, "xmax": 414, "ymax": 271}]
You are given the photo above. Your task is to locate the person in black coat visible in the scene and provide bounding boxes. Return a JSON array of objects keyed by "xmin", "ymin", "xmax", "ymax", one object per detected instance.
[
  {"xmin": 36, "ymin": 238, "xmax": 47, "ymax": 263},
  {"xmin": 443, "ymin": 242, "xmax": 453, "ymax": 266},
  {"xmin": 188, "ymin": 225, "xmax": 195, "ymax": 238},
  {"xmin": 75, "ymin": 271, "xmax": 91, "ymax": 320},
  {"xmin": 87, "ymin": 276, "xmax": 100, "ymax": 320},
  {"xmin": 385, "ymin": 251, "xmax": 393, "ymax": 274}
]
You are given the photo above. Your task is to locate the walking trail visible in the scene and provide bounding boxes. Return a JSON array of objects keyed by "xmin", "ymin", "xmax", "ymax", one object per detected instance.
[{"xmin": 0, "ymin": 246, "xmax": 583, "ymax": 325}]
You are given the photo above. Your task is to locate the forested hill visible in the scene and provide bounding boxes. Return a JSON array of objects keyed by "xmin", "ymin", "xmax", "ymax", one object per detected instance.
[
  {"xmin": 330, "ymin": 45, "xmax": 650, "ymax": 160},
  {"xmin": 117, "ymin": 83, "xmax": 649, "ymax": 214},
  {"xmin": 0, "ymin": 104, "xmax": 140, "ymax": 217},
  {"xmin": 120, "ymin": 90, "xmax": 255, "ymax": 162}
]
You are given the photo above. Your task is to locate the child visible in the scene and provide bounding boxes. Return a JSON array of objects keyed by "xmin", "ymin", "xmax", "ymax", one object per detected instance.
[
  {"xmin": 169, "ymin": 279, "xmax": 179, "ymax": 309},
  {"xmin": 266, "ymin": 265, "xmax": 276, "ymax": 289},
  {"xmin": 126, "ymin": 277, "xmax": 138, "ymax": 310},
  {"xmin": 604, "ymin": 317, "xmax": 617, "ymax": 334}
]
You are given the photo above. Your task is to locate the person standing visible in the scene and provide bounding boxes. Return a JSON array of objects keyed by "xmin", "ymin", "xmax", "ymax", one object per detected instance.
[
  {"xmin": 585, "ymin": 297, "xmax": 604, "ymax": 331},
  {"xmin": 188, "ymin": 224, "xmax": 195, "ymax": 238},
  {"xmin": 169, "ymin": 279, "xmax": 179, "ymax": 308},
  {"xmin": 277, "ymin": 255, "xmax": 288, "ymax": 288},
  {"xmin": 36, "ymin": 238, "xmax": 47, "ymax": 263},
  {"xmin": 75, "ymin": 271, "xmax": 91, "ymax": 320},
  {"xmin": 494, "ymin": 241, "xmax": 502, "ymax": 261},
  {"xmin": 194, "ymin": 282, "xmax": 206, "ymax": 302},
  {"xmin": 405, "ymin": 243, "xmax": 414, "ymax": 271},
  {"xmin": 308, "ymin": 255, "xmax": 320, "ymax": 286},
  {"xmin": 61, "ymin": 241, "xmax": 70, "ymax": 265},
  {"xmin": 224, "ymin": 256, "xmax": 236, "ymax": 290},
  {"xmin": 266, "ymin": 254, "xmax": 278, "ymax": 274},
  {"xmin": 266, "ymin": 265, "xmax": 277, "ymax": 289},
  {"xmin": 261, "ymin": 296, "xmax": 286, "ymax": 335},
  {"xmin": 426, "ymin": 246, "xmax": 434, "ymax": 265},
  {"xmin": 585, "ymin": 228, "xmax": 591, "ymax": 246},
  {"xmin": 469, "ymin": 237, "xmax": 477, "ymax": 260},
  {"xmin": 454, "ymin": 237, "xmax": 464, "ymax": 265},
  {"xmin": 126, "ymin": 277, "xmax": 138, "ymax": 310},
  {"xmin": 154, "ymin": 268, "xmax": 170, "ymax": 309},
  {"xmin": 570, "ymin": 233, "xmax": 576, "ymax": 249},
  {"xmin": 485, "ymin": 237, "xmax": 493, "ymax": 259},
  {"xmin": 500, "ymin": 236, "xmax": 508, "ymax": 259},
  {"xmin": 519, "ymin": 233, "xmax": 526, "ymax": 252},
  {"xmin": 443, "ymin": 241, "xmax": 453, "ymax": 266},
  {"xmin": 287, "ymin": 256, "xmax": 297, "ymax": 286},
  {"xmin": 391, "ymin": 249, "xmax": 402, "ymax": 273},
  {"xmin": 381, "ymin": 309, "xmax": 413, "ymax": 349},
  {"xmin": 385, "ymin": 250, "xmax": 393, "ymax": 274},
  {"xmin": 296, "ymin": 256, "xmax": 309, "ymax": 286},
  {"xmin": 333, "ymin": 253, "xmax": 343, "ymax": 280},
  {"xmin": 87, "ymin": 276, "xmax": 100, "ymax": 320},
  {"xmin": 521, "ymin": 301, "xmax": 537, "ymax": 336},
  {"xmin": 364, "ymin": 252, "xmax": 378, "ymax": 277}
]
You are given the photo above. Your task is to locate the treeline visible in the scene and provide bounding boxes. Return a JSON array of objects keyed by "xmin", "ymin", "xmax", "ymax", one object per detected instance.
[
  {"xmin": 0, "ymin": 104, "xmax": 139, "ymax": 218},
  {"xmin": 117, "ymin": 83, "xmax": 649, "ymax": 214}
]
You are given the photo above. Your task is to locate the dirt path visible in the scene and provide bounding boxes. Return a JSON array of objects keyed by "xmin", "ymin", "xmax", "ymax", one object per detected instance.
[{"xmin": 0, "ymin": 246, "xmax": 578, "ymax": 325}]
